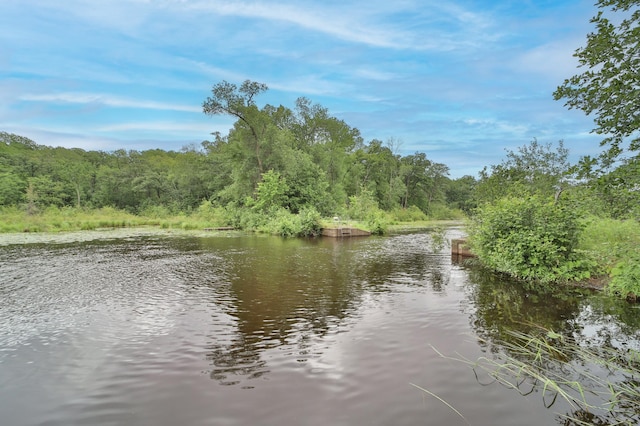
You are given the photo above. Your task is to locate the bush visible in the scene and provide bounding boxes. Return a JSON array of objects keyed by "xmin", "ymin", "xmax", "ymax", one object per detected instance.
[
  {"xmin": 366, "ymin": 210, "xmax": 388, "ymax": 235},
  {"xmin": 390, "ymin": 205, "xmax": 428, "ymax": 222},
  {"xmin": 265, "ymin": 206, "xmax": 322, "ymax": 237},
  {"xmin": 347, "ymin": 188, "xmax": 389, "ymax": 235},
  {"xmin": 469, "ymin": 195, "xmax": 595, "ymax": 283},
  {"xmin": 296, "ymin": 206, "xmax": 322, "ymax": 237},
  {"xmin": 608, "ymin": 252, "xmax": 640, "ymax": 299},
  {"xmin": 428, "ymin": 204, "xmax": 466, "ymax": 220}
]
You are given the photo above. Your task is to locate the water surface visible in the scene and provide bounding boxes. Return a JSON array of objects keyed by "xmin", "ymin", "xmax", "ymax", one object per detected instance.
[{"xmin": 0, "ymin": 229, "xmax": 637, "ymax": 425}]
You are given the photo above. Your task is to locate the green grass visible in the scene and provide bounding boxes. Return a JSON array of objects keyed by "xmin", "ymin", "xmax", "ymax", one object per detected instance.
[
  {"xmin": 577, "ymin": 217, "xmax": 640, "ymax": 297},
  {"xmin": 0, "ymin": 206, "xmax": 228, "ymax": 233},
  {"xmin": 578, "ymin": 217, "xmax": 640, "ymax": 268}
]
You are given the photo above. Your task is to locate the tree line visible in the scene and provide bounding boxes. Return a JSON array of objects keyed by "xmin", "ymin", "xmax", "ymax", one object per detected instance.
[{"xmin": 0, "ymin": 86, "xmax": 475, "ymax": 220}]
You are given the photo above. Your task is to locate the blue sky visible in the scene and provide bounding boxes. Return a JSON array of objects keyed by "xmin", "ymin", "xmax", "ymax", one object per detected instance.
[{"xmin": 1, "ymin": 0, "xmax": 604, "ymax": 177}]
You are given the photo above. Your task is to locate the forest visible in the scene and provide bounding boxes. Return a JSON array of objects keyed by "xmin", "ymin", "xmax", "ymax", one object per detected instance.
[
  {"xmin": 0, "ymin": 77, "xmax": 638, "ymax": 234},
  {"xmin": 0, "ymin": 83, "xmax": 477, "ymax": 234}
]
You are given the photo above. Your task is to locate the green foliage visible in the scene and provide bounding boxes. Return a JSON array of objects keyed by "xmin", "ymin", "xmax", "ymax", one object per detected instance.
[
  {"xmin": 399, "ymin": 152, "xmax": 450, "ymax": 212},
  {"xmin": 608, "ymin": 252, "xmax": 640, "ymax": 298},
  {"xmin": 343, "ymin": 189, "xmax": 389, "ymax": 234},
  {"xmin": 578, "ymin": 217, "xmax": 640, "ymax": 266},
  {"xmin": 577, "ymin": 217, "xmax": 640, "ymax": 299},
  {"xmin": 0, "ymin": 172, "xmax": 26, "ymax": 205},
  {"xmin": 222, "ymin": 204, "xmax": 321, "ymax": 237},
  {"xmin": 365, "ymin": 210, "xmax": 388, "ymax": 235},
  {"xmin": 469, "ymin": 195, "xmax": 595, "ymax": 283},
  {"xmin": 195, "ymin": 199, "xmax": 226, "ymax": 224},
  {"xmin": 476, "ymin": 139, "xmax": 571, "ymax": 203},
  {"xmin": 390, "ymin": 205, "xmax": 428, "ymax": 222},
  {"xmin": 139, "ymin": 204, "xmax": 173, "ymax": 219},
  {"xmin": 250, "ymin": 170, "xmax": 289, "ymax": 212},
  {"xmin": 347, "ymin": 188, "xmax": 379, "ymax": 221},
  {"xmin": 0, "ymin": 81, "xmax": 479, "ymax": 228},
  {"xmin": 272, "ymin": 206, "xmax": 322, "ymax": 237},
  {"xmin": 554, "ymin": 0, "xmax": 640, "ymax": 162},
  {"xmin": 590, "ymin": 155, "xmax": 640, "ymax": 219},
  {"xmin": 427, "ymin": 204, "xmax": 466, "ymax": 220},
  {"xmin": 295, "ymin": 206, "xmax": 323, "ymax": 237},
  {"xmin": 446, "ymin": 175, "xmax": 477, "ymax": 213}
]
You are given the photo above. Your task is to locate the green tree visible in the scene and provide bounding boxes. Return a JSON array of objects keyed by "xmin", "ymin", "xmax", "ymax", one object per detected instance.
[
  {"xmin": 250, "ymin": 169, "xmax": 289, "ymax": 212},
  {"xmin": 203, "ymin": 80, "xmax": 269, "ymax": 175},
  {"xmin": 399, "ymin": 152, "xmax": 449, "ymax": 213},
  {"xmin": 56, "ymin": 152, "xmax": 94, "ymax": 208},
  {"xmin": 0, "ymin": 171, "xmax": 26, "ymax": 205},
  {"xmin": 591, "ymin": 155, "xmax": 640, "ymax": 219},
  {"xmin": 26, "ymin": 175, "xmax": 68, "ymax": 208},
  {"xmin": 554, "ymin": 0, "xmax": 640, "ymax": 162},
  {"xmin": 446, "ymin": 175, "xmax": 477, "ymax": 214},
  {"xmin": 476, "ymin": 140, "xmax": 572, "ymax": 203},
  {"xmin": 293, "ymin": 97, "xmax": 363, "ymax": 204}
]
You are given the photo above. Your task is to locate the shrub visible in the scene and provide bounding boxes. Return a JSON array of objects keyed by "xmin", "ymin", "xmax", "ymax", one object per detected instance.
[
  {"xmin": 608, "ymin": 252, "xmax": 640, "ymax": 300},
  {"xmin": 348, "ymin": 188, "xmax": 389, "ymax": 235},
  {"xmin": 390, "ymin": 205, "xmax": 428, "ymax": 222},
  {"xmin": 428, "ymin": 204, "xmax": 466, "ymax": 220},
  {"xmin": 469, "ymin": 195, "xmax": 595, "ymax": 283},
  {"xmin": 366, "ymin": 210, "xmax": 388, "ymax": 235},
  {"xmin": 296, "ymin": 206, "xmax": 322, "ymax": 237}
]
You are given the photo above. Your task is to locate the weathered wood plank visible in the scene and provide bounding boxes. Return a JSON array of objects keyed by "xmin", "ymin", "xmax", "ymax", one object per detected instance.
[{"xmin": 321, "ymin": 228, "xmax": 371, "ymax": 237}]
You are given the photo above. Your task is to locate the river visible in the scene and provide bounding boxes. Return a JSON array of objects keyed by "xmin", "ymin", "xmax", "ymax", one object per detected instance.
[{"xmin": 0, "ymin": 228, "xmax": 637, "ymax": 425}]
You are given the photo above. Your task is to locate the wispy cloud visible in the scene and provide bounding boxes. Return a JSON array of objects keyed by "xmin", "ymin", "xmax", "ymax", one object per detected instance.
[
  {"xmin": 98, "ymin": 121, "xmax": 228, "ymax": 134},
  {"xmin": 0, "ymin": 0, "xmax": 602, "ymax": 176},
  {"xmin": 20, "ymin": 93, "xmax": 201, "ymax": 113}
]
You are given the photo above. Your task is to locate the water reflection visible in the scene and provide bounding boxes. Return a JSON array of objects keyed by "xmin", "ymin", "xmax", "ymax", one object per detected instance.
[
  {"xmin": 194, "ymin": 232, "xmax": 454, "ymax": 387},
  {"xmin": 459, "ymin": 261, "xmax": 640, "ymax": 425},
  {"xmin": 463, "ymin": 266, "xmax": 589, "ymax": 349},
  {"xmin": 1, "ymin": 228, "xmax": 638, "ymax": 426}
]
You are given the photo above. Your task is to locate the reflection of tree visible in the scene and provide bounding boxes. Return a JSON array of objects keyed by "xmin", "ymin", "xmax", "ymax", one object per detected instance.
[
  {"xmin": 206, "ymin": 338, "xmax": 269, "ymax": 387},
  {"xmin": 464, "ymin": 266, "xmax": 587, "ymax": 352},
  {"xmin": 197, "ymin": 235, "xmax": 368, "ymax": 387},
  {"xmin": 462, "ymin": 264, "xmax": 640, "ymax": 425},
  {"xmin": 197, "ymin": 231, "xmax": 451, "ymax": 387}
]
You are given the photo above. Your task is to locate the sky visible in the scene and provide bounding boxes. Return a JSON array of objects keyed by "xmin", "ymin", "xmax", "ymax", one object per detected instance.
[{"xmin": 1, "ymin": 0, "xmax": 606, "ymax": 178}]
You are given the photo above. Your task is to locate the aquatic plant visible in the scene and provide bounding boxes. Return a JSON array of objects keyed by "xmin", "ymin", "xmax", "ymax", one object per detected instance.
[{"xmin": 431, "ymin": 326, "xmax": 640, "ymax": 425}]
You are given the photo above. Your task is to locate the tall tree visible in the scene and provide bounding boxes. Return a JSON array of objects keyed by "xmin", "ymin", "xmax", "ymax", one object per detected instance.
[
  {"xmin": 399, "ymin": 153, "xmax": 448, "ymax": 212},
  {"xmin": 476, "ymin": 140, "xmax": 571, "ymax": 203},
  {"xmin": 203, "ymin": 80, "xmax": 269, "ymax": 174},
  {"xmin": 554, "ymin": 0, "xmax": 640, "ymax": 163}
]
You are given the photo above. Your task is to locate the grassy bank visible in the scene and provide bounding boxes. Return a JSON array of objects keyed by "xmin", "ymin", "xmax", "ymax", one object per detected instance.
[
  {"xmin": 578, "ymin": 217, "xmax": 640, "ymax": 297},
  {"xmin": 0, "ymin": 204, "xmax": 467, "ymax": 235},
  {"xmin": 0, "ymin": 206, "xmax": 226, "ymax": 233}
]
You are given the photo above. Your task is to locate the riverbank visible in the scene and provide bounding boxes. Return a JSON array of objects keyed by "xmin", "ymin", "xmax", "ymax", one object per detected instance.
[{"xmin": 0, "ymin": 205, "xmax": 464, "ymax": 235}]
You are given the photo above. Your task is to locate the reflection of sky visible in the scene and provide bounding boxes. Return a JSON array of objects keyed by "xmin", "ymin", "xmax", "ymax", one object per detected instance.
[
  {"xmin": 575, "ymin": 305, "xmax": 640, "ymax": 351},
  {"xmin": 0, "ymin": 242, "xmax": 190, "ymax": 349}
]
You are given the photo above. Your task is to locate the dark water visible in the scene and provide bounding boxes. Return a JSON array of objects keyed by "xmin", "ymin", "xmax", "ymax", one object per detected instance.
[{"xmin": 0, "ymin": 229, "xmax": 638, "ymax": 426}]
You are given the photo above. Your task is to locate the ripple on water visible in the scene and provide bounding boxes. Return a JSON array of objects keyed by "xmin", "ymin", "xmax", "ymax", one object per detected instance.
[{"xmin": 1, "ymin": 230, "xmax": 621, "ymax": 426}]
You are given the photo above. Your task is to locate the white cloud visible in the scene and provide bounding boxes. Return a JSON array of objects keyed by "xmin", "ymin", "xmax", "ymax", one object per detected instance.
[
  {"xmin": 510, "ymin": 38, "xmax": 584, "ymax": 82},
  {"xmin": 98, "ymin": 120, "xmax": 229, "ymax": 134},
  {"xmin": 20, "ymin": 93, "xmax": 201, "ymax": 113}
]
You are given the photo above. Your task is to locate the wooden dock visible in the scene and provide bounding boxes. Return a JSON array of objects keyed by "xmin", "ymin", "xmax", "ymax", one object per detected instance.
[
  {"xmin": 321, "ymin": 227, "xmax": 371, "ymax": 237},
  {"xmin": 451, "ymin": 238, "xmax": 475, "ymax": 257}
]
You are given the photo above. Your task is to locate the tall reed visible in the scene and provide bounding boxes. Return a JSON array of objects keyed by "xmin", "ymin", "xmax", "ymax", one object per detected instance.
[{"xmin": 431, "ymin": 326, "xmax": 639, "ymax": 425}]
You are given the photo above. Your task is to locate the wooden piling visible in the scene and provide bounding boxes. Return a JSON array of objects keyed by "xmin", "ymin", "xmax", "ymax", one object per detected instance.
[{"xmin": 451, "ymin": 238, "xmax": 474, "ymax": 257}]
